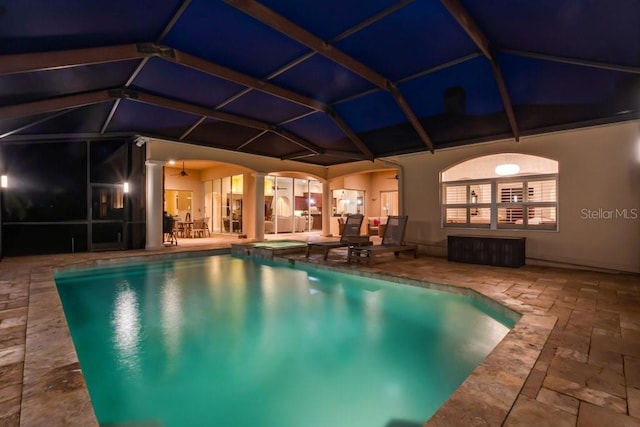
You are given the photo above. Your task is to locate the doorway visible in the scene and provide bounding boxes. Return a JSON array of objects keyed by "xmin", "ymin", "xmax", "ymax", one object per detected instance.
[{"xmin": 165, "ymin": 189, "xmax": 193, "ymax": 221}]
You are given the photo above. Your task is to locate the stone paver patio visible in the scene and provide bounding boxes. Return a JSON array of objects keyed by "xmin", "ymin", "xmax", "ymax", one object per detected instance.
[{"xmin": 1, "ymin": 236, "xmax": 639, "ymax": 426}]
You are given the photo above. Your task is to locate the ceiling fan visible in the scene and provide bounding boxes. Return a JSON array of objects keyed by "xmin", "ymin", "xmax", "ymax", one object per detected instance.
[{"xmin": 173, "ymin": 161, "xmax": 188, "ymax": 177}]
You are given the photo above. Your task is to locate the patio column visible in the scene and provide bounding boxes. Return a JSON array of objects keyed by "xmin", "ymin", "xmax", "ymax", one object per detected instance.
[
  {"xmin": 145, "ymin": 160, "xmax": 164, "ymax": 249},
  {"xmin": 322, "ymin": 180, "xmax": 331, "ymax": 236},
  {"xmin": 253, "ymin": 172, "xmax": 265, "ymax": 240}
]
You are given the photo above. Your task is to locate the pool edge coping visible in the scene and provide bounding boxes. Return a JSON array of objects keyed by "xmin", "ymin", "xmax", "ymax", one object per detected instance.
[{"xmin": 25, "ymin": 249, "xmax": 557, "ymax": 426}]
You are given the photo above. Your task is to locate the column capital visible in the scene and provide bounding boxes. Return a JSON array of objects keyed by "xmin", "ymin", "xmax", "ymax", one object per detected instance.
[
  {"xmin": 252, "ymin": 171, "xmax": 268, "ymax": 178},
  {"xmin": 145, "ymin": 160, "xmax": 165, "ymax": 167}
]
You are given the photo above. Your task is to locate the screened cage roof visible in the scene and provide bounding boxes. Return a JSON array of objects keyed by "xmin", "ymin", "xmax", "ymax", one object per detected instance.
[{"xmin": 1, "ymin": 0, "xmax": 639, "ymax": 166}]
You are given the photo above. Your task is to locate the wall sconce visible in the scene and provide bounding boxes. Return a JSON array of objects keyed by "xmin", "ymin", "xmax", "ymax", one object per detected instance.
[
  {"xmin": 123, "ymin": 182, "xmax": 130, "ymax": 193},
  {"xmin": 1, "ymin": 175, "xmax": 7, "ymax": 189}
]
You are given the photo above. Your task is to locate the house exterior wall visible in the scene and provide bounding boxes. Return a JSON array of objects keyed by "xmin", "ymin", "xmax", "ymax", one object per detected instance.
[
  {"xmin": 146, "ymin": 122, "xmax": 640, "ymax": 272},
  {"xmin": 399, "ymin": 120, "xmax": 640, "ymax": 273}
]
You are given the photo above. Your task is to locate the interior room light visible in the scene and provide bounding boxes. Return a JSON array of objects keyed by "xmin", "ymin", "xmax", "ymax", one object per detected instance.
[
  {"xmin": 168, "ymin": 160, "xmax": 176, "ymax": 165},
  {"xmin": 1, "ymin": 175, "xmax": 7, "ymax": 188},
  {"xmin": 123, "ymin": 182, "xmax": 129, "ymax": 193},
  {"xmin": 495, "ymin": 163, "xmax": 520, "ymax": 176}
]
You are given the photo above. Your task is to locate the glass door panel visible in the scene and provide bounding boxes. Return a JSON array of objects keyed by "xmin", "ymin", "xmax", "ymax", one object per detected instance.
[
  {"xmin": 230, "ymin": 174, "xmax": 243, "ymax": 233},
  {"xmin": 380, "ymin": 191, "xmax": 398, "ymax": 216},
  {"xmin": 274, "ymin": 177, "xmax": 293, "ymax": 233},
  {"xmin": 294, "ymin": 179, "xmax": 310, "ymax": 232},
  {"xmin": 212, "ymin": 179, "xmax": 222, "ymax": 233}
]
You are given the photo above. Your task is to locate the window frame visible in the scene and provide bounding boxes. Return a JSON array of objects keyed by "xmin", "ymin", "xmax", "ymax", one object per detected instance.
[
  {"xmin": 442, "ymin": 173, "xmax": 558, "ymax": 231},
  {"xmin": 442, "ymin": 179, "xmax": 492, "ymax": 228}
]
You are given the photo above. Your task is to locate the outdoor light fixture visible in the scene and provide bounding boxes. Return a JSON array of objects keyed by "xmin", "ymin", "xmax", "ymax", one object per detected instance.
[
  {"xmin": 134, "ymin": 136, "xmax": 147, "ymax": 147},
  {"xmin": 495, "ymin": 163, "xmax": 520, "ymax": 176},
  {"xmin": 470, "ymin": 190, "xmax": 477, "ymax": 203},
  {"xmin": 1, "ymin": 175, "xmax": 7, "ymax": 188},
  {"xmin": 123, "ymin": 182, "xmax": 129, "ymax": 193}
]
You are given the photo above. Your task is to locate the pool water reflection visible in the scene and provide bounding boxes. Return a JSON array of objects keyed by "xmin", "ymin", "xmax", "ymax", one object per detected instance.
[{"xmin": 55, "ymin": 255, "xmax": 516, "ymax": 427}]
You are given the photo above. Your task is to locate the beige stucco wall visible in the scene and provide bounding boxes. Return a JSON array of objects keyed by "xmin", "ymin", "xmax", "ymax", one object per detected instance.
[
  {"xmin": 200, "ymin": 164, "xmax": 252, "ymax": 181},
  {"xmin": 397, "ymin": 120, "xmax": 640, "ymax": 273}
]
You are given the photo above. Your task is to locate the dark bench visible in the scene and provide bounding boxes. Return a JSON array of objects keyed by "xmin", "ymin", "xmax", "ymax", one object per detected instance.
[{"xmin": 447, "ymin": 235, "xmax": 525, "ymax": 268}]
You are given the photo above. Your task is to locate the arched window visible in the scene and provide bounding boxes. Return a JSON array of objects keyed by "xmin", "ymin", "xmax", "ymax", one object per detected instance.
[{"xmin": 441, "ymin": 153, "xmax": 558, "ymax": 230}]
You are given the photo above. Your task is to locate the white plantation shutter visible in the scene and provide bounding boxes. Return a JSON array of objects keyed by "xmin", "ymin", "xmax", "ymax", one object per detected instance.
[
  {"xmin": 528, "ymin": 180, "xmax": 556, "ymax": 202},
  {"xmin": 445, "ymin": 185, "xmax": 467, "ymax": 204}
]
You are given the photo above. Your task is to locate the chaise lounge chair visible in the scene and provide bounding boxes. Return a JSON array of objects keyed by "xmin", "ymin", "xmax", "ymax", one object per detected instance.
[
  {"xmin": 305, "ymin": 214, "xmax": 368, "ymax": 260},
  {"xmin": 347, "ymin": 215, "xmax": 418, "ymax": 264}
]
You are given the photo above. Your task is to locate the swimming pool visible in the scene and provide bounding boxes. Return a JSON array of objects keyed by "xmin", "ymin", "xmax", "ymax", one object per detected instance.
[{"xmin": 55, "ymin": 255, "xmax": 516, "ymax": 427}]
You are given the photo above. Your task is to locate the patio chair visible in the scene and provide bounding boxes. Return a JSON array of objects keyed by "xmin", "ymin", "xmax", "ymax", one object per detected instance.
[
  {"xmin": 305, "ymin": 214, "xmax": 369, "ymax": 260},
  {"xmin": 173, "ymin": 216, "xmax": 186, "ymax": 238},
  {"xmin": 347, "ymin": 215, "xmax": 418, "ymax": 264},
  {"xmin": 201, "ymin": 217, "xmax": 211, "ymax": 236},
  {"xmin": 192, "ymin": 218, "xmax": 206, "ymax": 238},
  {"xmin": 163, "ymin": 213, "xmax": 177, "ymax": 245}
]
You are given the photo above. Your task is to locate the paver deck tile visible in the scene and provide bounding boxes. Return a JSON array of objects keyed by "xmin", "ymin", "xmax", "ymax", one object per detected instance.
[{"xmin": 0, "ymin": 240, "xmax": 639, "ymax": 426}]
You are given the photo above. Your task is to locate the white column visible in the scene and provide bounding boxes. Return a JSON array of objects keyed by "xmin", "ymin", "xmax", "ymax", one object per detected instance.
[
  {"xmin": 322, "ymin": 180, "xmax": 332, "ymax": 236},
  {"xmin": 145, "ymin": 160, "xmax": 165, "ymax": 249},
  {"xmin": 253, "ymin": 172, "xmax": 265, "ymax": 240}
]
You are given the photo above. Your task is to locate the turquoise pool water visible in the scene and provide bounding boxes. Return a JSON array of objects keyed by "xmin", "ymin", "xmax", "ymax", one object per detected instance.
[{"xmin": 55, "ymin": 255, "xmax": 516, "ymax": 427}]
